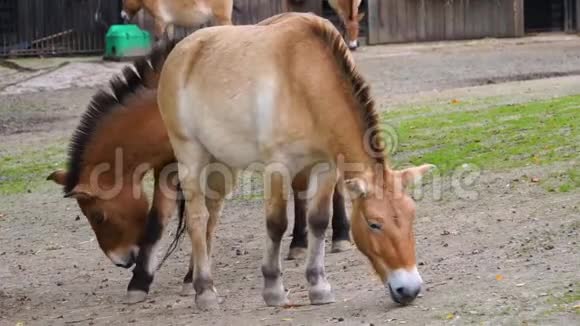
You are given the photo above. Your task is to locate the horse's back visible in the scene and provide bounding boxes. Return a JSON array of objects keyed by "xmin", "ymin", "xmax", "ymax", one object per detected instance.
[{"xmin": 157, "ymin": 13, "xmax": 345, "ymax": 167}]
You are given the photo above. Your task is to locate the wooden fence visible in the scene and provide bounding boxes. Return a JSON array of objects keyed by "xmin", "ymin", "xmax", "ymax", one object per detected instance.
[
  {"xmin": 367, "ymin": 0, "xmax": 525, "ymax": 45},
  {"xmin": 0, "ymin": 0, "xmax": 120, "ymax": 57}
]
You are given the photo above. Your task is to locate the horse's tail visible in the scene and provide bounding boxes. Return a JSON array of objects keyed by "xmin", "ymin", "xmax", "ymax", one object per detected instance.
[{"xmin": 156, "ymin": 181, "xmax": 187, "ymax": 271}]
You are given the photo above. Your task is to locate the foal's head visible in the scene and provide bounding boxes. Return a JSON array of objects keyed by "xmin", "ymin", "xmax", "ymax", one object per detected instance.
[
  {"xmin": 48, "ymin": 170, "xmax": 149, "ymax": 268},
  {"xmin": 345, "ymin": 164, "xmax": 433, "ymax": 304},
  {"xmin": 121, "ymin": 0, "xmax": 143, "ymax": 21}
]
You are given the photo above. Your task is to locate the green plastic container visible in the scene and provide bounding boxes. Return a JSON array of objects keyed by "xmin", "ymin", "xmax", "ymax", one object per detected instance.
[{"xmin": 104, "ymin": 24, "xmax": 152, "ymax": 61}]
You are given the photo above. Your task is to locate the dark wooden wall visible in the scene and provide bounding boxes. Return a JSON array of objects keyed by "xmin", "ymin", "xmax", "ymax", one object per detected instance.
[
  {"xmin": 287, "ymin": 0, "xmax": 323, "ymax": 15},
  {"xmin": 1, "ymin": 0, "xmax": 120, "ymax": 57},
  {"xmin": 233, "ymin": 0, "xmax": 288, "ymax": 24},
  {"xmin": 367, "ymin": 0, "xmax": 525, "ymax": 45}
]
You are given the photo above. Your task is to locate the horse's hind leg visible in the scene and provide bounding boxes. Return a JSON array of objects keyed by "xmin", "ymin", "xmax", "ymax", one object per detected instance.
[
  {"xmin": 287, "ymin": 192, "xmax": 307, "ymax": 260},
  {"xmin": 212, "ymin": 0, "xmax": 234, "ymax": 25},
  {"xmin": 173, "ymin": 141, "xmax": 220, "ymax": 311},
  {"xmin": 261, "ymin": 171, "xmax": 290, "ymax": 306},
  {"xmin": 287, "ymin": 184, "xmax": 351, "ymax": 260},
  {"xmin": 181, "ymin": 163, "xmax": 238, "ymax": 298},
  {"xmin": 305, "ymin": 168, "xmax": 337, "ymax": 305},
  {"xmin": 330, "ymin": 185, "xmax": 351, "ymax": 253},
  {"xmin": 126, "ymin": 168, "xmax": 179, "ymax": 304}
]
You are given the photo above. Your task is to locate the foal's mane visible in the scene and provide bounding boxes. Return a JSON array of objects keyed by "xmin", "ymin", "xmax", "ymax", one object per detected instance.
[
  {"xmin": 306, "ymin": 14, "xmax": 384, "ymax": 165},
  {"xmin": 64, "ymin": 40, "xmax": 178, "ymax": 193}
]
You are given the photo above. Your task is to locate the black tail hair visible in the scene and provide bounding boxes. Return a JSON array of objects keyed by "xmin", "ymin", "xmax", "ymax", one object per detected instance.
[{"xmin": 156, "ymin": 182, "xmax": 187, "ymax": 271}]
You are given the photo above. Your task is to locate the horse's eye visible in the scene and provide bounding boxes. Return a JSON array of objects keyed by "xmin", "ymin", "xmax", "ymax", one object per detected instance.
[{"xmin": 367, "ymin": 220, "xmax": 382, "ymax": 231}]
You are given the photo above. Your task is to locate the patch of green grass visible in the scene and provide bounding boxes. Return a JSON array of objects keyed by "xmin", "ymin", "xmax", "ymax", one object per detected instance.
[
  {"xmin": 544, "ymin": 285, "xmax": 580, "ymax": 316},
  {"xmin": 542, "ymin": 168, "xmax": 580, "ymax": 193},
  {"xmin": 0, "ymin": 144, "xmax": 66, "ymax": 195},
  {"xmin": 383, "ymin": 95, "xmax": 580, "ymax": 176}
]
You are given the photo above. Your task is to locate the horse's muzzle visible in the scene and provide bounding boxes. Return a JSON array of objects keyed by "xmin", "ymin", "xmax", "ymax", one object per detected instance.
[
  {"xmin": 388, "ymin": 284, "xmax": 419, "ymax": 305},
  {"xmin": 120, "ymin": 10, "xmax": 131, "ymax": 23}
]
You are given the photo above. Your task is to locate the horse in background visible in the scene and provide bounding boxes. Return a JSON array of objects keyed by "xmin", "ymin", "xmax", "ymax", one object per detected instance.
[
  {"xmin": 47, "ymin": 40, "xmax": 351, "ymax": 304},
  {"xmin": 121, "ymin": 0, "xmax": 235, "ymax": 40},
  {"xmin": 328, "ymin": 0, "xmax": 364, "ymax": 50}
]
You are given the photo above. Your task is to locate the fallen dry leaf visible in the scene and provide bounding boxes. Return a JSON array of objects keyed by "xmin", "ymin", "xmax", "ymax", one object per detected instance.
[
  {"xmin": 451, "ymin": 99, "xmax": 461, "ymax": 104},
  {"xmin": 495, "ymin": 274, "xmax": 504, "ymax": 281}
]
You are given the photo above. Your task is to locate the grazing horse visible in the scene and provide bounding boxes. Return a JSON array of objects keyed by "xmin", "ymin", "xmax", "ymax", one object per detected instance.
[
  {"xmin": 328, "ymin": 0, "xmax": 364, "ymax": 50},
  {"xmin": 47, "ymin": 39, "xmax": 350, "ymax": 303},
  {"xmin": 121, "ymin": 0, "xmax": 235, "ymax": 40},
  {"xmin": 157, "ymin": 12, "xmax": 433, "ymax": 310}
]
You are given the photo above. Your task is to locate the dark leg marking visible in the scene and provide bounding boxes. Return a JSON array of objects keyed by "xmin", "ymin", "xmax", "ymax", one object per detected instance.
[
  {"xmin": 289, "ymin": 194, "xmax": 308, "ymax": 250},
  {"xmin": 183, "ymin": 269, "xmax": 193, "ymax": 284},
  {"xmin": 331, "ymin": 189, "xmax": 351, "ymax": 243},
  {"xmin": 193, "ymin": 275, "xmax": 215, "ymax": 295},
  {"xmin": 127, "ymin": 208, "xmax": 163, "ymax": 295}
]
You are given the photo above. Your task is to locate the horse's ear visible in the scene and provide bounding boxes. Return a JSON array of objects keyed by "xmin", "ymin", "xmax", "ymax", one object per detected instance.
[
  {"xmin": 64, "ymin": 184, "xmax": 94, "ymax": 200},
  {"xmin": 397, "ymin": 164, "xmax": 436, "ymax": 189},
  {"xmin": 357, "ymin": 12, "xmax": 365, "ymax": 21},
  {"xmin": 344, "ymin": 177, "xmax": 368, "ymax": 199},
  {"xmin": 47, "ymin": 170, "xmax": 68, "ymax": 186}
]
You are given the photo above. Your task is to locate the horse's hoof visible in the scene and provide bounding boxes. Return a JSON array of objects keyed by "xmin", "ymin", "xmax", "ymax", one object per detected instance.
[
  {"xmin": 309, "ymin": 283, "xmax": 335, "ymax": 305},
  {"xmin": 331, "ymin": 240, "xmax": 352, "ymax": 253},
  {"xmin": 195, "ymin": 289, "xmax": 219, "ymax": 311},
  {"xmin": 124, "ymin": 290, "xmax": 148, "ymax": 304},
  {"xmin": 263, "ymin": 287, "xmax": 290, "ymax": 307},
  {"xmin": 180, "ymin": 283, "xmax": 195, "ymax": 297},
  {"xmin": 286, "ymin": 247, "xmax": 307, "ymax": 260}
]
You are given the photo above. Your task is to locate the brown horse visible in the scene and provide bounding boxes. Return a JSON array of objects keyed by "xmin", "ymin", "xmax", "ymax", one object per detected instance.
[
  {"xmin": 157, "ymin": 12, "xmax": 433, "ymax": 310},
  {"xmin": 121, "ymin": 0, "xmax": 235, "ymax": 40},
  {"xmin": 47, "ymin": 39, "xmax": 350, "ymax": 303},
  {"xmin": 328, "ymin": 0, "xmax": 364, "ymax": 50}
]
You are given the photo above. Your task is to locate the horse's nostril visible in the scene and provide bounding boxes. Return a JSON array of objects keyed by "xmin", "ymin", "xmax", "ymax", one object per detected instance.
[{"xmin": 396, "ymin": 287, "xmax": 405, "ymax": 295}]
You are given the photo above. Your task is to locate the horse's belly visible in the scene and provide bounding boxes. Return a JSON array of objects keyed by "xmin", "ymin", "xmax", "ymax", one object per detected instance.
[
  {"xmin": 199, "ymin": 128, "xmax": 262, "ymax": 168},
  {"xmin": 167, "ymin": 6, "xmax": 212, "ymax": 27},
  {"xmin": 181, "ymin": 100, "xmax": 264, "ymax": 168}
]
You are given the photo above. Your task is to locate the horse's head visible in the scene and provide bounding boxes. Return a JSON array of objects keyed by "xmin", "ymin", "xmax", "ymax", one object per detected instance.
[
  {"xmin": 345, "ymin": 164, "xmax": 434, "ymax": 305},
  {"xmin": 48, "ymin": 169, "xmax": 149, "ymax": 268},
  {"xmin": 121, "ymin": 0, "xmax": 143, "ymax": 22},
  {"xmin": 345, "ymin": 12, "xmax": 364, "ymax": 50}
]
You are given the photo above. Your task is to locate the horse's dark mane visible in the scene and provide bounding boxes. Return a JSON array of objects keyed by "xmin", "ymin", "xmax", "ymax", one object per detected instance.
[
  {"xmin": 64, "ymin": 39, "xmax": 179, "ymax": 193},
  {"xmin": 307, "ymin": 15, "xmax": 385, "ymax": 165}
]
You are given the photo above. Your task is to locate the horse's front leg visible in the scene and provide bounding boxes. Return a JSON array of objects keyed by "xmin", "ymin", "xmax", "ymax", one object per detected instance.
[
  {"xmin": 305, "ymin": 171, "xmax": 337, "ymax": 305},
  {"xmin": 125, "ymin": 168, "xmax": 179, "ymax": 304},
  {"xmin": 261, "ymin": 172, "xmax": 290, "ymax": 306},
  {"xmin": 154, "ymin": 18, "xmax": 175, "ymax": 41}
]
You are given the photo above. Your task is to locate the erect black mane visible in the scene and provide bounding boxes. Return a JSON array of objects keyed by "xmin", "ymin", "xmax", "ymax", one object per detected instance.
[
  {"xmin": 307, "ymin": 15, "xmax": 385, "ymax": 165},
  {"xmin": 63, "ymin": 39, "xmax": 178, "ymax": 193}
]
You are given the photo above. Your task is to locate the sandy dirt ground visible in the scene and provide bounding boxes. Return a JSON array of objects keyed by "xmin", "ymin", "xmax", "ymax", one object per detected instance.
[{"xmin": 1, "ymin": 35, "xmax": 579, "ymax": 325}]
